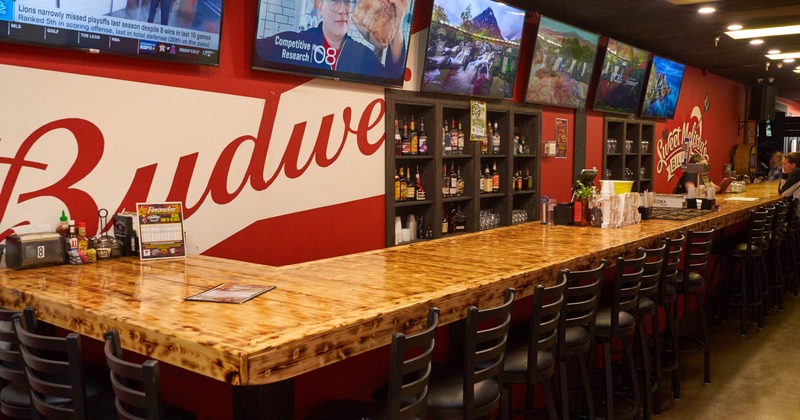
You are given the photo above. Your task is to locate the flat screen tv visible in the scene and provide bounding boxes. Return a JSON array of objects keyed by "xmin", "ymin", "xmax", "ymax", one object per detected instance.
[
  {"xmin": 251, "ymin": 0, "xmax": 415, "ymax": 87},
  {"xmin": 640, "ymin": 55, "xmax": 686, "ymax": 119},
  {"xmin": 524, "ymin": 16, "xmax": 599, "ymax": 109},
  {"xmin": 0, "ymin": 0, "xmax": 223, "ymax": 66},
  {"xmin": 592, "ymin": 38, "xmax": 649, "ymax": 115},
  {"xmin": 420, "ymin": 0, "xmax": 525, "ymax": 99}
]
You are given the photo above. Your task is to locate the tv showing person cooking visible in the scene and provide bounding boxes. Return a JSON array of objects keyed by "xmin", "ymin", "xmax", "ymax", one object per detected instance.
[{"xmin": 252, "ymin": 0, "xmax": 414, "ymax": 86}]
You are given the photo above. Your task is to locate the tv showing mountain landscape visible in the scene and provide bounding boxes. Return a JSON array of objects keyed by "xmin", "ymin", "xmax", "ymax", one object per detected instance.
[
  {"xmin": 592, "ymin": 38, "xmax": 649, "ymax": 115},
  {"xmin": 421, "ymin": 0, "xmax": 525, "ymax": 99},
  {"xmin": 640, "ymin": 55, "xmax": 686, "ymax": 119},
  {"xmin": 524, "ymin": 16, "xmax": 599, "ymax": 109}
]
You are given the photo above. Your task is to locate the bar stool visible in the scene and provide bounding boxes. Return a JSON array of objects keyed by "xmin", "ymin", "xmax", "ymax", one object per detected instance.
[
  {"xmin": 635, "ymin": 242, "xmax": 666, "ymax": 420},
  {"xmin": 104, "ymin": 330, "xmax": 196, "ymax": 420},
  {"xmin": 595, "ymin": 251, "xmax": 645, "ymax": 420},
  {"xmin": 714, "ymin": 210, "xmax": 768, "ymax": 335},
  {"xmin": 500, "ymin": 278, "xmax": 566, "ymax": 420},
  {"xmin": 13, "ymin": 307, "xmax": 115, "ymax": 419},
  {"xmin": 306, "ymin": 307, "xmax": 440, "ymax": 420},
  {"xmin": 557, "ymin": 260, "xmax": 606, "ymax": 420},
  {"xmin": 427, "ymin": 288, "xmax": 515, "ymax": 419},
  {"xmin": 783, "ymin": 198, "xmax": 800, "ymax": 297},
  {"xmin": 0, "ymin": 308, "xmax": 31, "ymax": 419},
  {"xmin": 675, "ymin": 228, "xmax": 715, "ymax": 385},
  {"xmin": 656, "ymin": 233, "xmax": 684, "ymax": 411}
]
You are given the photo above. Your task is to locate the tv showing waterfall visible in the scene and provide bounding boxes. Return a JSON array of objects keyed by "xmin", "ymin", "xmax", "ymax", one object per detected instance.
[
  {"xmin": 640, "ymin": 55, "xmax": 685, "ymax": 119},
  {"xmin": 420, "ymin": 0, "xmax": 525, "ymax": 99}
]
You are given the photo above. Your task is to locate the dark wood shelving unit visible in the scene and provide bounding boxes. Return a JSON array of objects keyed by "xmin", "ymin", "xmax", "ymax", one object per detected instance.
[{"xmin": 602, "ymin": 116, "xmax": 656, "ymax": 193}]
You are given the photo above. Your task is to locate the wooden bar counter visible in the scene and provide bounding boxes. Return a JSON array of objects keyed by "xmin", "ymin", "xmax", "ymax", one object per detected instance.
[{"xmin": 0, "ymin": 182, "xmax": 784, "ymax": 413}]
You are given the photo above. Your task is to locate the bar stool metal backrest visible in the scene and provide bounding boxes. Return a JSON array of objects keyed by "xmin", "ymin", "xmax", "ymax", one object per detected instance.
[
  {"xmin": 0, "ymin": 308, "xmax": 31, "ymax": 419},
  {"xmin": 386, "ymin": 306, "xmax": 439, "ymax": 420},
  {"xmin": 104, "ymin": 329, "xmax": 165, "ymax": 420},
  {"xmin": 13, "ymin": 307, "xmax": 91, "ymax": 420}
]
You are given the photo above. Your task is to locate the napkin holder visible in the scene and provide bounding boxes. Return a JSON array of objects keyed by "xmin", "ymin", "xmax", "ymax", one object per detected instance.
[{"xmin": 5, "ymin": 232, "xmax": 64, "ymax": 270}]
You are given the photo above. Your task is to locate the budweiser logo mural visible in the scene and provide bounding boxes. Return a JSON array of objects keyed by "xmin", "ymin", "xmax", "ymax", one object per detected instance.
[{"xmin": 0, "ymin": 64, "xmax": 386, "ymax": 254}]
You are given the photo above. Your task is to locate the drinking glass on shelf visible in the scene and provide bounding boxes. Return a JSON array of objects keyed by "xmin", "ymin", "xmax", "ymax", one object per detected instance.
[
  {"xmin": 640, "ymin": 168, "xmax": 646, "ymax": 180},
  {"xmin": 605, "ymin": 168, "xmax": 612, "ymax": 179},
  {"xmin": 624, "ymin": 168, "xmax": 633, "ymax": 180},
  {"xmin": 640, "ymin": 140, "xmax": 649, "ymax": 153},
  {"xmin": 625, "ymin": 139, "xmax": 633, "ymax": 154}
]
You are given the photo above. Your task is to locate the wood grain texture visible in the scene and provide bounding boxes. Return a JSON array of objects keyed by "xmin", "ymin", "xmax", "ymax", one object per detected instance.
[{"xmin": 0, "ymin": 182, "xmax": 783, "ymax": 385}]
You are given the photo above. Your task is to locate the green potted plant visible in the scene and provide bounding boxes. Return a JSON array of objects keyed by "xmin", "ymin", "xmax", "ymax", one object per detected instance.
[{"xmin": 574, "ymin": 181, "xmax": 593, "ymax": 226}]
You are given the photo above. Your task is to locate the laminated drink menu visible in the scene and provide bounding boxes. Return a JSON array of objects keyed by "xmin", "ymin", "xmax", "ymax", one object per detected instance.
[
  {"xmin": 185, "ymin": 283, "xmax": 276, "ymax": 304},
  {"xmin": 135, "ymin": 202, "xmax": 186, "ymax": 260}
]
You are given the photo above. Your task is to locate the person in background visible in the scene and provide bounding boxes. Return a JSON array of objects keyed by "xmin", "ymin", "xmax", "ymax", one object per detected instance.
[
  {"xmin": 768, "ymin": 151, "xmax": 784, "ymax": 180},
  {"xmin": 673, "ymin": 154, "xmax": 720, "ymax": 194},
  {"xmin": 779, "ymin": 151, "xmax": 800, "ymax": 199},
  {"xmin": 148, "ymin": 0, "xmax": 174, "ymax": 25}
]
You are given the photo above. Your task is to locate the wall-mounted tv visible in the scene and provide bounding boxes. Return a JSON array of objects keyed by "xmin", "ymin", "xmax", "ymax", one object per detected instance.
[
  {"xmin": 524, "ymin": 16, "xmax": 599, "ymax": 109},
  {"xmin": 420, "ymin": 0, "xmax": 525, "ymax": 99},
  {"xmin": 252, "ymin": 0, "xmax": 414, "ymax": 87},
  {"xmin": 592, "ymin": 38, "xmax": 649, "ymax": 115},
  {"xmin": 640, "ymin": 55, "xmax": 685, "ymax": 119},
  {"xmin": 0, "ymin": 0, "xmax": 223, "ymax": 66}
]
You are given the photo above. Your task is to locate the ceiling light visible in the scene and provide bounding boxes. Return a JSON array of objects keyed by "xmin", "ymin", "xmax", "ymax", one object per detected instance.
[
  {"xmin": 785, "ymin": 58, "xmax": 796, "ymax": 63},
  {"xmin": 698, "ymin": 7, "xmax": 715, "ymax": 14},
  {"xmin": 727, "ymin": 24, "xmax": 743, "ymax": 31},
  {"xmin": 769, "ymin": 49, "xmax": 781, "ymax": 55},
  {"xmin": 795, "ymin": 69, "xmax": 800, "ymax": 74},
  {"xmin": 726, "ymin": 24, "xmax": 800, "ymax": 39},
  {"xmin": 750, "ymin": 39, "xmax": 764, "ymax": 45},
  {"xmin": 767, "ymin": 52, "xmax": 800, "ymax": 60}
]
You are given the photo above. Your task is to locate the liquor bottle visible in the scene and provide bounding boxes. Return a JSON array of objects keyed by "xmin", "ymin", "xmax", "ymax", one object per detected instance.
[
  {"xmin": 406, "ymin": 165, "xmax": 415, "ymax": 200},
  {"xmin": 492, "ymin": 121, "xmax": 501, "ymax": 154},
  {"xmin": 441, "ymin": 205, "xmax": 448, "ymax": 235},
  {"xmin": 398, "ymin": 166, "xmax": 407, "ymax": 202},
  {"xmin": 450, "ymin": 119, "xmax": 459, "ymax": 154},
  {"xmin": 418, "ymin": 119, "xmax": 428, "ymax": 155},
  {"xmin": 456, "ymin": 165, "xmax": 465, "ymax": 196},
  {"xmin": 492, "ymin": 161, "xmax": 500, "ymax": 193},
  {"xmin": 478, "ymin": 166, "xmax": 485, "ymax": 193},
  {"xmin": 449, "ymin": 162, "xmax": 458, "ymax": 197},
  {"xmin": 481, "ymin": 126, "xmax": 489, "ymax": 155},
  {"xmin": 415, "ymin": 165, "xmax": 426, "ymax": 200},
  {"xmin": 409, "ymin": 117, "xmax": 419, "ymax": 155},
  {"xmin": 453, "ymin": 206, "xmax": 466, "ymax": 232},
  {"xmin": 457, "ymin": 121, "xmax": 465, "ymax": 154},
  {"xmin": 484, "ymin": 165, "xmax": 493, "ymax": 193},
  {"xmin": 442, "ymin": 163, "xmax": 449, "ymax": 197},
  {"xmin": 526, "ymin": 168, "xmax": 534, "ymax": 191},
  {"xmin": 449, "ymin": 205, "xmax": 458, "ymax": 233},
  {"xmin": 515, "ymin": 171, "xmax": 523, "ymax": 191},
  {"xmin": 520, "ymin": 135, "xmax": 528, "ymax": 154},
  {"xmin": 417, "ymin": 214, "xmax": 425, "ymax": 239},
  {"xmin": 401, "ymin": 118, "xmax": 410, "ymax": 155},
  {"xmin": 513, "ymin": 134, "xmax": 520, "ymax": 156},
  {"xmin": 394, "ymin": 167, "xmax": 401, "ymax": 201},
  {"xmin": 394, "ymin": 115, "xmax": 402, "ymax": 156},
  {"xmin": 443, "ymin": 122, "xmax": 452, "ymax": 156}
]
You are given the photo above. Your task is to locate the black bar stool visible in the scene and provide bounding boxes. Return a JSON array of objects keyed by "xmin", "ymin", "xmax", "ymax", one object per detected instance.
[
  {"xmin": 656, "ymin": 233, "xmax": 684, "ymax": 412},
  {"xmin": 636, "ymin": 242, "xmax": 666, "ymax": 420}
]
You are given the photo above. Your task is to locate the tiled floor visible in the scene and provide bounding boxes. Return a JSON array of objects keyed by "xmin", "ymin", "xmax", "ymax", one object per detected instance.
[{"xmin": 657, "ymin": 294, "xmax": 800, "ymax": 419}]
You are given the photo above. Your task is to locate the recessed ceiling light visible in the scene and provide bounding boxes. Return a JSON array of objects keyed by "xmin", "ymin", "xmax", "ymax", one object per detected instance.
[
  {"xmin": 785, "ymin": 58, "xmax": 796, "ymax": 63},
  {"xmin": 750, "ymin": 39, "xmax": 765, "ymax": 45},
  {"xmin": 727, "ymin": 24, "xmax": 743, "ymax": 31},
  {"xmin": 698, "ymin": 7, "xmax": 715, "ymax": 14},
  {"xmin": 768, "ymin": 49, "xmax": 782, "ymax": 55},
  {"xmin": 726, "ymin": 24, "xmax": 800, "ymax": 39},
  {"xmin": 795, "ymin": 69, "xmax": 800, "ymax": 74},
  {"xmin": 767, "ymin": 52, "xmax": 800, "ymax": 60}
]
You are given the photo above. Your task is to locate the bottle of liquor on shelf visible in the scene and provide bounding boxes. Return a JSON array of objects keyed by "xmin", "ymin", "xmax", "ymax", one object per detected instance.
[
  {"xmin": 394, "ymin": 167, "xmax": 401, "ymax": 202},
  {"xmin": 399, "ymin": 167, "xmax": 407, "ymax": 201},
  {"xmin": 409, "ymin": 117, "xmax": 419, "ymax": 155},
  {"xmin": 401, "ymin": 118, "xmax": 410, "ymax": 155},
  {"xmin": 453, "ymin": 206, "xmax": 466, "ymax": 232},
  {"xmin": 441, "ymin": 163, "xmax": 449, "ymax": 198},
  {"xmin": 441, "ymin": 205, "xmax": 448, "ymax": 235},
  {"xmin": 456, "ymin": 165, "xmax": 464, "ymax": 196},
  {"xmin": 478, "ymin": 166, "xmax": 485, "ymax": 192},
  {"xmin": 406, "ymin": 165, "xmax": 415, "ymax": 200},
  {"xmin": 449, "ymin": 162, "xmax": 458, "ymax": 197},
  {"xmin": 492, "ymin": 121, "xmax": 501, "ymax": 154},
  {"xmin": 481, "ymin": 125, "xmax": 489, "ymax": 155},
  {"xmin": 520, "ymin": 135, "xmax": 528, "ymax": 154},
  {"xmin": 443, "ymin": 122, "xmax": 451, "ymax": 155},
  {"xmin": 515, "ymin": 171, "xmax": 523, "ymax": 191},
  {"xmin": 417, "ymin": 214, "xmax": 425, "ymax": 239},
  {"xmin": 484, "ymin": 165, "xmax": 492, "ymax": 193},
  {"xmin": 394, "ymin": 115, "xmax": 402, "ymax": 156},
  {"xmin": 526, "ymin": 168, "xmax": 534, "ymax": 191},
  {"xmin": 418, "ymin": 119, "xmax": 428, "ymax": 155},
  {"xmin": 415, "ymin": 165, "xmax": 426, "ymax": 200},
  {"xmin": 449, "ymin": 205, "xmax": 457, "ymax": 233},
  {"xmin": 450, "ymin": 119, "xmax": 459, "ymax": 154},
  {"xmin": 513, "ymin": 134, "xmax": 520, "ymax": 156},
  {"xmin": 457, "ymin": 121, "xmax": 465, "ymax": 154},
  {"xmin": 492, "ymin": 161, "xmax": 500, "ymax": 193}
]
